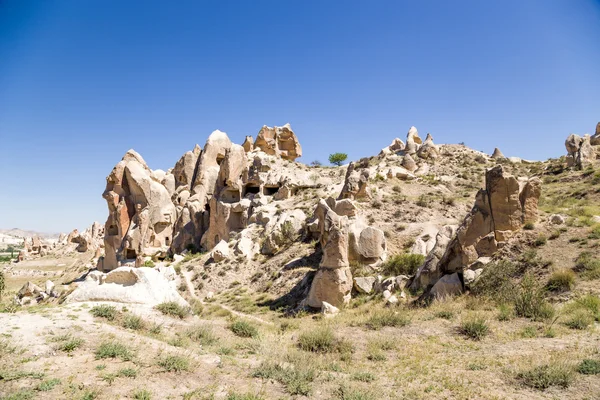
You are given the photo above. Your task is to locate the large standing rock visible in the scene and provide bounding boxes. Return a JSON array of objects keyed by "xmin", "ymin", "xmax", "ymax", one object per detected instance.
[
  {"xmin": 566, "ymin": 133, "xmax": 595, "ymax": 169},
  {"xmin": 416, "ymin": 133, "xmax": 440, "ymax": 160},
  {"xmin": 338, "ymin": 161, "xmax": 370, "ymax": 200},
  {"xmin": 242, "ymin": 136, "xmax": 254, "ymax": 152},
  {"xmin": 308, "ymin": 267, "xmax": 353, "ymax": 308},
  {"xmin": 402, "ymin": 154, "xmax": 417, "ymax": 172},
  {"xmin": 491, "ymin": 148, "xmax": 505, "ymax": 159},
  {"xmin": 486, "ymin": 165, "xmax": 522, "ymax": 239},
  {"xmin": 430, "ymin": 273, "xmax": 463, "ymax": 299},
  {"xmin": 379, "ymin": 138, "xmax": 405, "ymax": 156},
  {"xmin": 405, "ymin": 126, "xmax": 422, "ymax": 155},
  {"xmin": 254, "ymin": 124, "xmax": 302, "ymax": 161},
  {"xmin": 410, "ymin": 225, "xmax": 456, "ymax": 290},
  {"xmin": 520, "ymin": 177, "xmax": 542, "ymax": 224},
  {"xmin": 172, "ymin": 144, "xmax": 201, "ymax": 190}
]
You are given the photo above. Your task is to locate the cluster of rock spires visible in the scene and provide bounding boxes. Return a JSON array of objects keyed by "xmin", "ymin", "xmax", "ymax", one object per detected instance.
[
  {"xmin": 565, "ymin": 122, "xmax": 600, "ymax": 169},
  {"xmin": 17, "ymin": 222, "xmax": 104, "ymax": 262},
  {"xmin": 410, "ymin": 165, "xmax": 542, "ymax": 298},
  {"xmin": 99, "ymin": 124, "xmax": 310, "ymax": 272}
]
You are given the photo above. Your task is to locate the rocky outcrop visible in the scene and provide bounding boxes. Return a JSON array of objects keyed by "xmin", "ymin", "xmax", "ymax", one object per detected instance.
[
  {"xmin": 412, "ymin": 165, "xmax": 542, "ymax": 293},
  {"xmin": 405, "ymin": 126, "xmax": 422, "ymax": 155},
  {"xmin": 416, "ymin": 133, "xmax": 440, "ymax": 160},
  {"xmin": 307, "ymin": 196, "xmax": 387, "ymax": 308},
  {"xmin": 491, "ymin": 148, "xmax": 505, "ymax": 159},
  {"xmin": 100, "ymin": 150, "xmax": 176, "ymax": 271},
  {"xmin": 565, "ymin": 133, "xmax": 596, "ymax": 169},
  {"xmin": 338, "ymin": 160, "xmax": 370, "ymax": 200},
  {"xmin": 379, "ymin": 138, "xmax": 405, "ymax": 156},
  {"xmin": 254, "ymin": 124, "xmax": 302, "ymax": 161}
]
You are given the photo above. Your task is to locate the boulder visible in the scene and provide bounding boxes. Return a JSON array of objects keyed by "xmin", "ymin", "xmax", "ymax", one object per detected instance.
[
  {"xmin": 520, "ymin": 177, "xmax": 542, "ymax": 225},
  {"xmin": 405, "ymin": 126, "xmax": 422, "ymax": 155},
  {"xmin": 211, "ymin": 240, "xmax": 230, "ymax": 262},
  {"xmin": 353, "ymin": 276, "xmax": 376, "ymax": 294},
  {"xmin": 550, "ymin": 214, "xmax": 566, "ymax": 225},
  {"xmin": 430, "ymin": 273, "xmax": 463, "ymax": 299},
  {"xmin": 44, "ymin": 280, "xmax": 55, "ymax": 295},
  {"xmin": 321, "ymin": 301, "xmax": 340, "ymax": 317},
  {"xmin": 307, "ymin": 267, "xmax": 353, "ymax": 308},
  {"xmin": 18, "ymin": 282, "xmax": 43, "ymax": 298},
  {"xmin": 379, "ymin": 138, "xmax": 405, "ymax": 156},
  {"xmin": 338, "ymin": 162, "xmax": 370, "ymax": 200},
  {"xmin": 402, "ymin": 154, "xmax": 417, "ymax": 172},
  {"xmin": 416, "ymin": 133, "xmax": 440, "ymax": 160},
  {"xmin": 242, "ymin": 136, "xmax": 254, "ymax": 152}
]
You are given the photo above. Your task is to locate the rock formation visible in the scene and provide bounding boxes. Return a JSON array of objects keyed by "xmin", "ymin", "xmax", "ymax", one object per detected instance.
[
  {"xmin": 411, "ymin": 165, "xmax": 542, "ymax": 294},
  {"xmin": 338, "ymin": 160, "xmax": 370, "ymax": 200},
  {"xmin": 307, "ymin": 195, "xmax": 387, "ymax": 308},
  {"xmin": 565, "ymin": 124, "xmax": 600, "ymax": 169},
  {"xmin": 405, "ymin": 126, "xmax": 422, "ymax": 155},
  {"xmin": 254, "ymin": 124, "xmax": 302, "ymax": 161},
  {"xmin": 491, "ymin": 148, "xmax": 505, "ymax": 159},
  {"xmin": 416, "ymin": 133, "xmax": 440, "ymax": 160}
]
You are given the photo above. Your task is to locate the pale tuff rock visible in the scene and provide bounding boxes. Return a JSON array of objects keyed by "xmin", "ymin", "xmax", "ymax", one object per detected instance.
[
  {"xmin": 592, "ymin": 122, "xmax": 600, "ymax": 145},
  {"xmin": 242, "ymin": 135, "xmax": 254, "ymax": 152},
  {"xmin": 101, "ymin": 149, "xmax": 176, "ymax": 271},
  {"xmin": 565, "ymin": 132, "xmax": 596, "ymax": 169},
  {"xmin": 416, "ymin": 133, "xmax": 440, "ymax": 160},
  {"xmin": 307, "ymin": 195, "xmax": 386, "ymax": 308},
  {"xmin": 412, "ymin": 165, "xmax": 541, "ymax": 293},
  {"xmin": 550, "ymin": 214, "xmax": 566, "ymax": 225},
  {"xmin": 410, "ymin": 225, "xmax": 457, "ymax": 290},
  {"xmin": 338, "ymin": 161, "xmax": 370, "ymax": 200},
  {"xmin": 172, "ymin": 144, "xmax": 201, "ymax": 190},
  {"xmin": 405, "ymin": 126, "xmax": 422, "ymax": 155},
  {"xmin": 379, "ymin": 138, "xmax": 405, "ymax": 156},
  {"xmin": 210, "ymin": 240, "xmax": 230, "ymax": 262},
  {"xmin": 321, "ymin": 301, "xmax": 340, "ymax": 317},
  {"xmin": 254, "ymin": 124, "xmax": 302, "ymax": 161},
  {"xmin": 401, "ymin": 153, "xmax": 417, "ymax": 172},
  {"xmin": 67, "ymin": 266, "xmax": 188, "ymax": 307},
  {"xmin": 386, "ymin": 166, "xmax": 416, "ymax": 180},
  {"xmin": 491, "ymin": 148, "xmax": 506, "ymax": 159},
  {"xmin": 353, "ymin": 276, "xmax": 376, "ymax": 294}
]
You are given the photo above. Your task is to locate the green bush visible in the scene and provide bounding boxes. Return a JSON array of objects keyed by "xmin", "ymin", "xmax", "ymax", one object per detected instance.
[
  {"xmin": 155, "ymin": 302, "xmax": 188, "ymax": 319},
  {"xmin": 157, "ymin": 354, "xmax": 190, "ymax": 372},
  {"xmin": 298, "ymin": 326, "xmax": 353, "ymax": 354},
  {"xmin": 577, "ymin": 359, "xmax": 600, "ymax": 375},
  {"xmin": 546, "ymin": 269, "xmax": 575, "ymax": 292},
  {"xmin": 516, "ymin": 361, "xmax": 574, "ymax": 389},
  {"xmin": 229, "ymin": 319, "xmax": 259, "ymax": 338},
  {"xmin": 57, "ymin": 337, "xmax": 84, "ymax": 353},
  {"xmin": 95, "ymin": 341, "xmax": 134, "ymax": 361},
  {"xmin": 185, "ymin": 325, "xmax": 217, "ymax": 345},
  {"xmin": 132, "ymin": 389, "xmax": 152, "ymax": 400},
  {"xmin": 497, "ymin": 303, "xmax": 514, "ymax": 321},
  {"xmin": 381, "ymin": 253, "xmax": 425, "ymax": 276},
  {"xmin": 142, "ymin": 259, "xmax": 155, "ymax": 267},
  {"xmin": 523, "ymin": 222, "xmax": 535, "ymax": 230},
  {"xmin": 534, "ymin": 235, "xmax": 547, "ymax": 247},
  {"xmin": 459, "ymin": 315, "xmax": 489, "ymax": 340},
  {"xmin": 0, "ymin": 271, "xmax": 5, "ymax": 299},
  {"xmin": 122, "ymin": 314, "xmax": 145, "ymax": 330},
  {"xmin": 90, "ymin": 305, "xmax": 118, "ymax": 321},
  {"xmin": 471, "ymin": 260, "xmax": 519, "ymax": 304},
  {"xmin": 36, "ymin": 378, "xmax": 60, "ymax": 392}
]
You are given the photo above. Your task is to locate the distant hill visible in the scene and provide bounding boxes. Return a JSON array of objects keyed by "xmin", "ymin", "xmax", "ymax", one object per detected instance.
[{"xmin": 0, "ymin": 228, "xmax": 60, "ymax": 239}]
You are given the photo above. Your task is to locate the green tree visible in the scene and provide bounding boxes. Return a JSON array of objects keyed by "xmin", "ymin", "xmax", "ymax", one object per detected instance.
[{"xmin": 328, "ymin": 153, "xmax": 348, "ymax": 166}]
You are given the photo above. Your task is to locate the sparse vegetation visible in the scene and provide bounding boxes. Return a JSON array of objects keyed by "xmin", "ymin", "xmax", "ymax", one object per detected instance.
[
  {"xmin": 364, "ymin": 309, "xmax": 410, "ymax": 330},
  {"xmin": 229, "ymin": 319, "xmax": 259, "ymax": 338},
  {"xmin": 547, "ymin": 269, "xmax": 575, "ymax": 292},
  {"xmin": 155, "ymin": 301, "xmax": 188, "ymax": 319},
  {"xmin": 459, "ymin": 315, "xmax": 489, "ymax": 340},
  {"xmin": 381, "ymin": 253, "xmax": 424, "ymax": 276},
  {"xmin": 577, "ymin": 359, "xmax": 600, "ymax": 375},
  {"xmin": 158, "ymin": 354, "xmax": 191, "ymax": 372},
  {"xmin": 298, "ymin": 326, "xmax": 353, "ymax": 354},
  {"xmin": 90, "ymin": 305, "xmax": 118, "ymax": 320},
  {"xmin": 95, "ymin": 341, "xmax": 134, "ymax": 361},
  {"xmin": 517, "ymin": 359, "xmax": 575, "ymax": 389}
]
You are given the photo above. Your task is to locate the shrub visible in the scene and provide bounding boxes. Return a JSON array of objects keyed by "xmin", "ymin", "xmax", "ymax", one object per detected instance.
[
  {"xmin": 57, "ymin": 337, "xmax": 84, "ymax": 353},
  {"xmin": 516, "ymin": 361, "xmax": 574, "ymax": 389},
  {"xmin": 563, "ymin": 309, "xmax": 593, "ymax": 330},
  {"xmin": 577, "ymin": 359, "xmax": 600, "ymax": 375},
  {"xmin": 471, "ymin": 260, "xmax": 519, "ymax": 304},
  {"xmin": 90, "ymin": 305, "xmax": 118, "ymax": 321},
  {"xmin": 497, "ymin": 303, "xmax": 514, "ymax": 321},
  {"xmin": 226, "ymin": 393, "xmax": 266, "ymax": 400},
  {"xmin": 435, "ymin": 310, "xmax": 454, "ymax": 320},
  {"xmin": 132, "ymin": 389, "xmax": 152, "ymax": 400},
  {"xmin": 514, "ymin": 274, "xmax": 554, "ymax": 321},
  {"xmin": 459, "ymin": 315, "xmax": 489, "ymax": 340},
  {"xmin": 534, "ymin": 235, "xmax": 547, "ymax": 247},
  {"xmin": 573, "ymin": 294, "xmax": 600, "ymax": 321},
  {"xmin": 36, "ymin": 378, "xmax": 60, "ymax": 391},
  {"xmin": 416, "ymin": 194, "xmax": 431, "ymax": 207},
  {"xmin": 298, "ymin": 326, "xmax": 353, "ymax": 354},
  {"xmin": 546, "ymin": 269, "xmax": 575, "ymax": 292},
  {"xmin": 328, "ymin": 153, "xmax": 348, "ymax": 166},
  {"xmin": 185, "ymin": 325, "xmax": 217, "ymax": 345},
  {"xmin": 142, "ymin": 259, "xmax": 155, "ymax": 267},
  {"xmin": 253, "ymin": 361, "xmax": 315, "ymax": 396},
  {"xmin": 364, "ymin": 309, "xmax": 410, "ymax": 330},
  {"xmin": 0, "ymin": 271, "xmax": 5, "ymax": 299},
  {"xmin": 381, "ymin": 253, "xmax": 425, "ymax": 276},
  {"xmin": 122, "ymin": 314, "xmax": 145, "ymax": 330},
  {"xmin": 155, "ymin": 302, "xmax": 188, "ymax": 319},
  {"xmin": 523, "ymin": 222, "xmax": 535, "ymax": 230},
  {"xmin": 95, "ymin": 341, "xmax": 134, "ymax": 361},
  {"xmin": 158, "ymin": 354, "xmax": 190, "ymax": 372},
  {"xmin": 117, "ymin": 368, "xmax": 137, "ymax": 378},
  {"xmin": 229, "ymin": 320, "xmax": 259, "ymax": 338},
  {"xmin": 575, "ymin": 252, "xmax": 600, "ymax": 280}
]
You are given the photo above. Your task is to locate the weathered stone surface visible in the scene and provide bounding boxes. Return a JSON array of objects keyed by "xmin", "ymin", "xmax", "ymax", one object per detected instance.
[
  {"xmin": 339, "ymin": 162, "xmax": 370, "ymax": 200},
  {"xmin": 254, "ymin": 124, "xmax": 302, "ymax": 161},
  {"xmin": 417, "ymin": 133, "xmax": 440, "ymax": 160},
  {"xmin": 405, "ymin": 126, "xmax": 422, "ymax": 155},
  {"xmin": 18, "ymin": 281, "xmax": 43, "ymax": 298},
  {"xmin": 411, "ymin": 225, "xmax": 457, "ymax": 290},
  {"xmin": 307, "ymin": 267, "xmax": 352, "ymax": 308},
  {"xmin": 210, "ymin": 240, "xmax": 230, "ymax": 262},
  {"xmin": 550, "ymin": 214, "xmax": 566, "ymax": 225},
  {"xmin": 242, "ymin": 136, "xmax": 254, "ymax": 152},
  {"xmin": 520, "ymin": 177, "xmax": 542, "ymax": 224},
  {"xmin": 430, "ymin": 273, "xmax": 463, "ymax": 299},
  {"xmin": 353, "ymin": 276, "xmax": 376, "ymax": 294},
  {"xmin": 491, "ymin": 148, "xmax": 505, "ymax": 159},
  {"xmin": 321, "ymin": 301, "xmax": 340, "ymax": 317},
  {"xmin": 379, "ymin": 138, "xmax": 405, "ymax": 156},
  {"xmin": 172, "ymin": 144, "xmax": 200, "ymax": 190},
  {"xmin": 566, "ymin": 133, "xmax": 595, "ymax": 169},
  {"xmin": 402, "ymin": 154, "xmax": 417, "ymax": 172}
]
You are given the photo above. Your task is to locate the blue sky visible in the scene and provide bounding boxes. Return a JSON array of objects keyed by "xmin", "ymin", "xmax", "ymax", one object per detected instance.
[{"xmin": 1, "ymin": 0, "xmax": 599, "ymax": 233}]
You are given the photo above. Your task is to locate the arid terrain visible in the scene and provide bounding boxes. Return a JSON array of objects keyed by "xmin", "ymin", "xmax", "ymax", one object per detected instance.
[{"xmin": 2, "ymin": 124, "xmax": 600, "ymax": 400}]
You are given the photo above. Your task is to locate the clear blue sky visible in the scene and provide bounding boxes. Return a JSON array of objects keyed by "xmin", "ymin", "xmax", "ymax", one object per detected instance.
[{"xmin": 1, "ymin": 1, "xmax": 599, "ymax": 233}]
